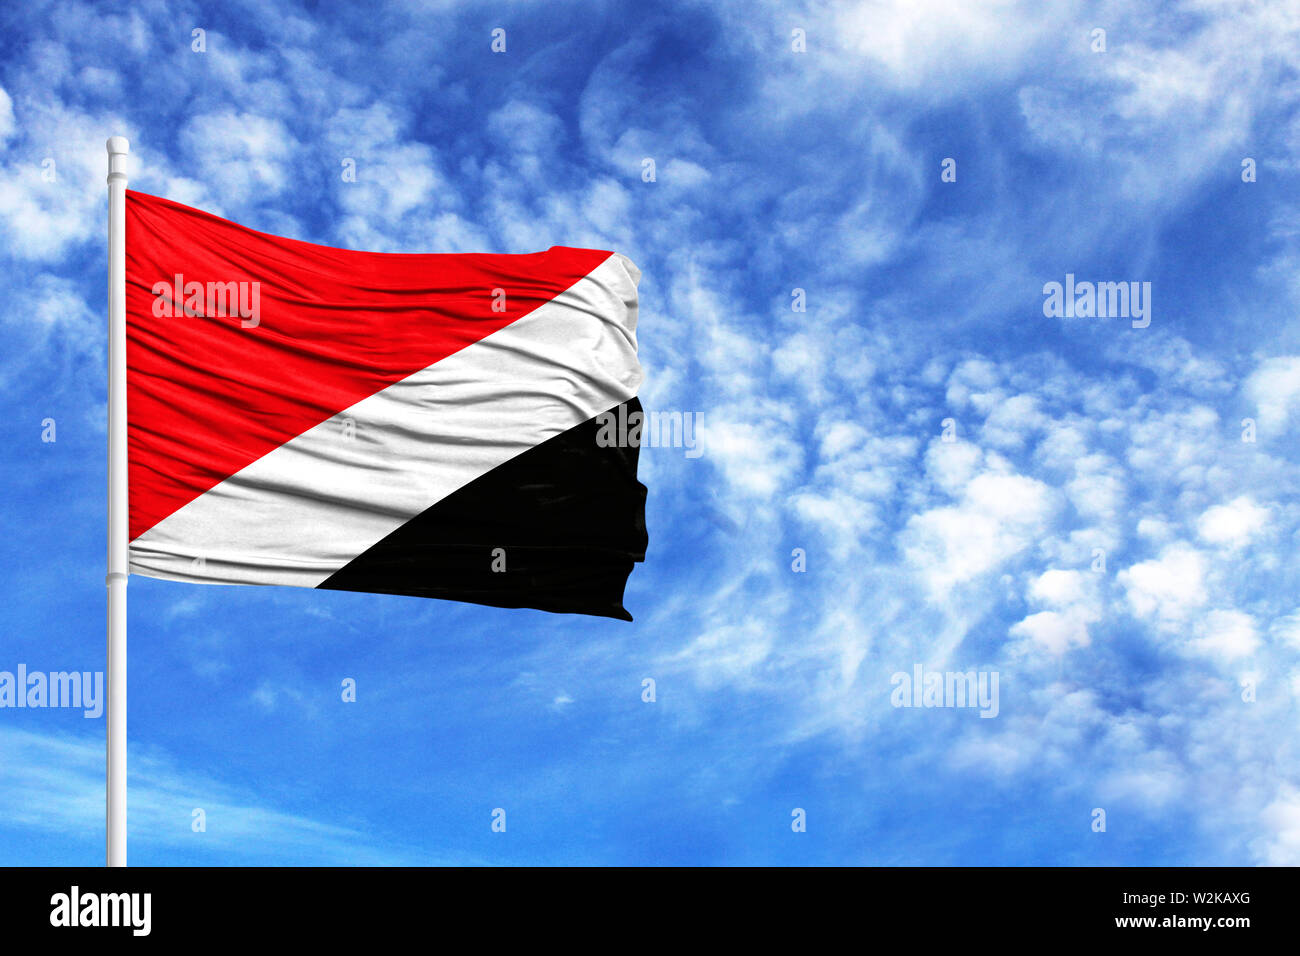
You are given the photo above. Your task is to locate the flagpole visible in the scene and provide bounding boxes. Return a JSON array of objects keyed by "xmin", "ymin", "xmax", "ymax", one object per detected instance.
[{"xmin": 106, "ymin": 135, "xmax": 129, "ymax": 868}]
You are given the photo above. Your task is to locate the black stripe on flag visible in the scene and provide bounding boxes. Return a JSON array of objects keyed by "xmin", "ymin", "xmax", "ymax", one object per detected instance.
[{"xmin": 318, "ymin": 399, "xmax": 648, "ymax": 620}]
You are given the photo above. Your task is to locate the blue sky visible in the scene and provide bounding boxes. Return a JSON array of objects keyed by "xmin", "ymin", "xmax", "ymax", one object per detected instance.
[{"xmin": 2, "ymin": 0, "xmax": 1300, "ymax": 865}]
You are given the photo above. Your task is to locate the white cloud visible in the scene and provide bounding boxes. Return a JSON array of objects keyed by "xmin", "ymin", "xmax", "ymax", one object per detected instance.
[
  {"xmin": 0, "ymin": 728, "xmax": 437, "ymax": 864},
  {"xmin": 904, "ymin": 469, "xmax": 1057, "ymax": 594},
  {"xmin": 668, "ymin": 618, "xmax": 778, "ymax": 691},
  {"xmin": 1011, "ymin": 611, "xmax": 1091, "ymax": 654},
  {"xmin": 1245, "ymin": 356, "xmax": 1300, "ymax": 434},
  {"xmin": 487, "ymin": 100, "xmax": 565, "ymax": 157},
  {"xmin": 0, "ymin": 97, "xmax": 126, "ymax": 260},
  {"xmin": 1119, "ymin": 545, "xmax": 1208, "ymax": 624},
  {"xmin": 1135, "ymin": 517, "xmax": 1175, "ymax": 542},
  {"xmin": 1191, "ymin": 609, "xmax": 1260, "ymax": 661},
  {"xmin": 981, "ymin": 393, "xmax": 1048, "ymax": 449},
  {"xmin": 1197, "ymin": 496, "xmax": 1270, "ymax": 548},
  {"xmin": 1029, "ymin": 568, "xmax": 1088, "ymax": 606},
  {"xmin": 832, "ymin": 0, "xmax": 1078, "ymax": 91},
  {"xmin": 1256, "ymin": 786, "xmax": 1300, "ymax": 866},
  {"xmin": 1018, "ymin": 0, "xmax": 1300, "ymax": 205},
  {"xmin": 0, "ymin": 87, "xmax": 13, "ymax": 143},
  {"xmin": 924, "ymin": 438, "xmax": 981, "ymax": 495},
  {"xmin": 1011, "ymin": 568, "xmax": 1100, "ymax": 654},
  {"xmin": 699, "ymin": 417, "xmax": 803, "ymax": 500},
  {"xmin": 180, "ymin": 111, "xmax": 297, "ymax": 206},
  {"xmin": 1270, "ymin": 613, "xmax": 1300, "ymax": 649}
]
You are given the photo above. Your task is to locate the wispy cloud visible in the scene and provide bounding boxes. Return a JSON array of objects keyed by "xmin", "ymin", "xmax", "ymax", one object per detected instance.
[{"xmin": 0, "ymin": 727, "xmax": 448, "ymax": 865}]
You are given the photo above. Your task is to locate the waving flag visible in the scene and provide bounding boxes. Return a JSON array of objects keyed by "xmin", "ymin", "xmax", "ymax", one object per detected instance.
[{"xmin": 124, "ymin": 190, "xmax": 647, "ymax": 620}]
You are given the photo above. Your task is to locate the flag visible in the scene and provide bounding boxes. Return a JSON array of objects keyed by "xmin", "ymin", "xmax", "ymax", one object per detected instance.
[{"xmin": 124, "ymin": 191, "xmax": 647, "ymax": 620}]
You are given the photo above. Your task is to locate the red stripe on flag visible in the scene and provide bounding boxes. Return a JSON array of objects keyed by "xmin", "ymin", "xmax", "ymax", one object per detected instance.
[{"xmin": 126, "ymin": 190, "xmax": 611, "ymax": 541}]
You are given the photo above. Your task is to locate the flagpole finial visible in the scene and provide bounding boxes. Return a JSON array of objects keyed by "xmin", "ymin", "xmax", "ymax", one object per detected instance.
[{"xmin": 106, "ymin": 137, "xmax": 130, "ymax": 186}]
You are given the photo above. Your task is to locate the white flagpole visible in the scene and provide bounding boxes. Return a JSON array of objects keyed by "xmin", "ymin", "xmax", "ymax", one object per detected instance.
[{"xmin": 106, "ymin": 135, "xmax": 129, "ymax": 867}]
